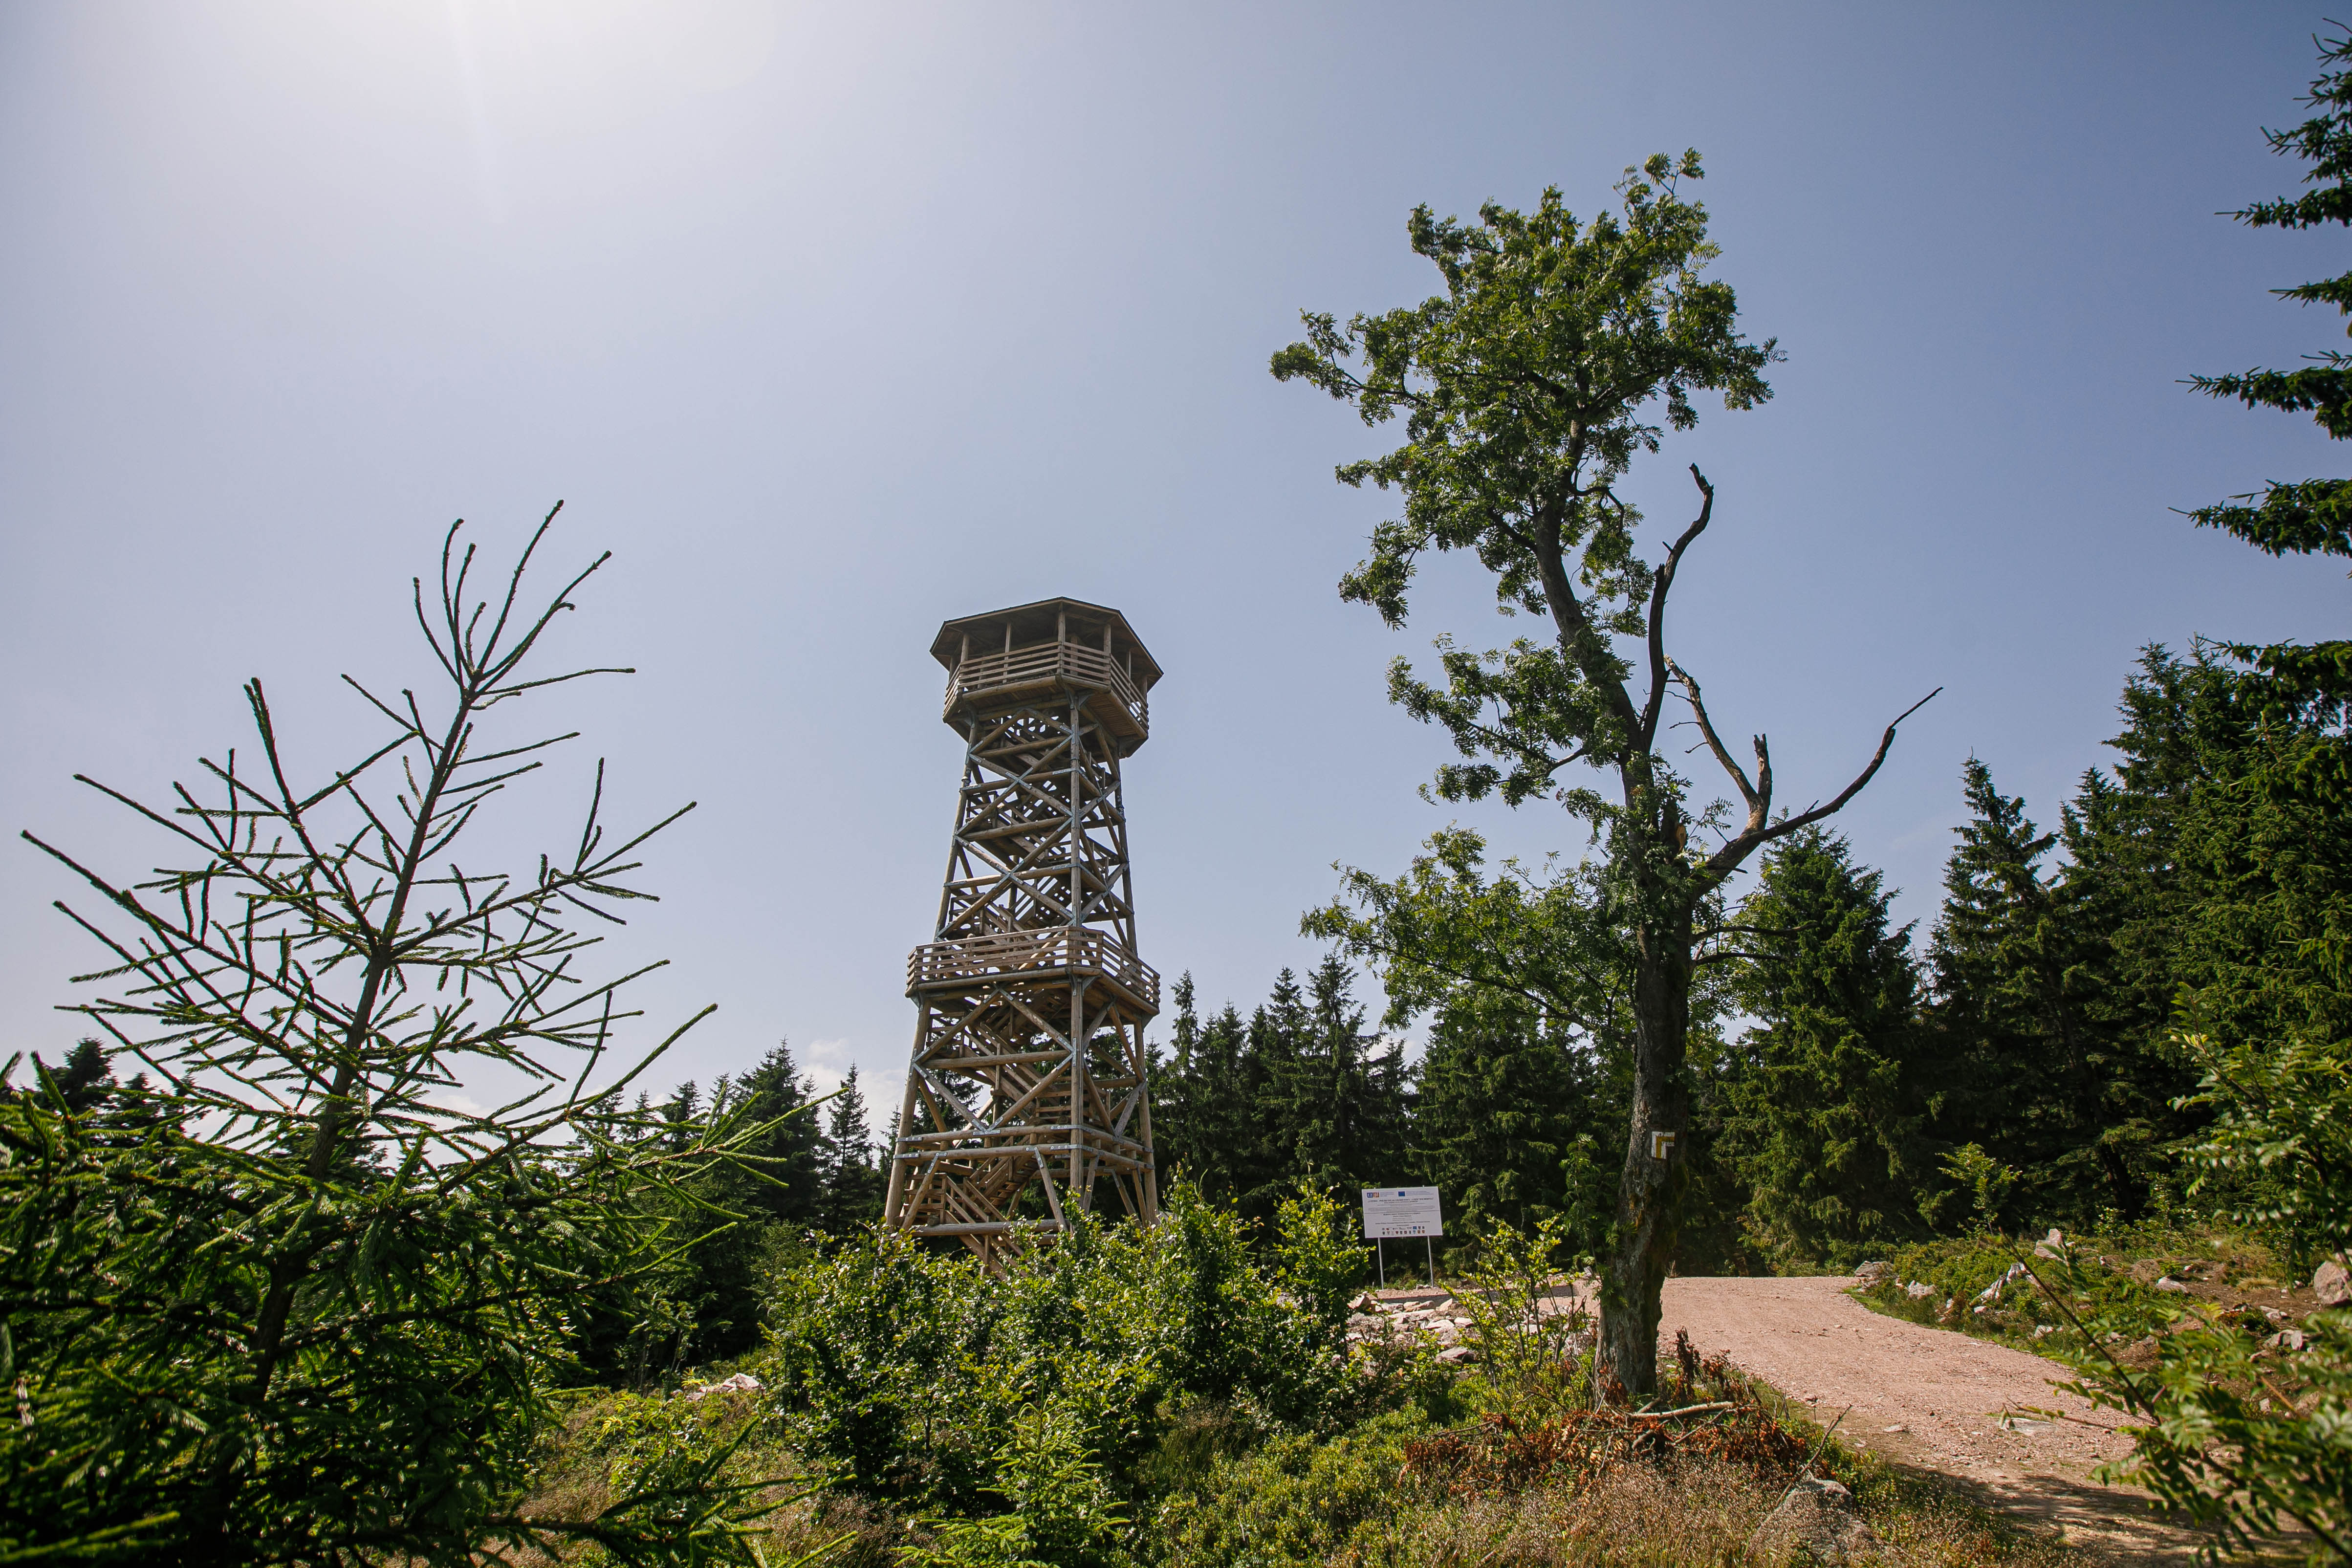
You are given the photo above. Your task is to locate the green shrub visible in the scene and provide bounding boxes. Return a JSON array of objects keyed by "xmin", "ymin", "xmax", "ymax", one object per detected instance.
[
  {"xmin": 1127, "ymin": 1398, "xmax": 1272, "ymax": 1503},
  {"xmin": 899, "ymin": 1404, "xmax": 1134, "ymax": 1568},
  {"xmin": 2178, "ymin": 1030, "xmax": 2352, "ymax": 1275},
  {"xmin": 1938, "ymin": 1143, "xmax": 2021, "ymax": 1236},
  {"xmin": 1446, "ymin": 1217, "xmax": 1593, "ymax": 1423},
  {"xmin": 1858, "ymin": 1235, "xmax": 2051, "ymax": 1336},
  {"xmin": 1851, "ymin": 1221, "xmax": 2346, "ymax": 1557},
  {"xmin": 514, "ymin": 1385, "xmax": 844, "ymax": 1568},
  {"xmin": 1855, "ymin": 1225, "xmax": 2287, "ymax": 1351},
  {"xmin": 1272, "ymin": 1186, "xmax": 1368, "ymax": 1334},
  {"xmin": 1155, "ymin": 1410, "xmax": 1426, "ymax": 1568},
  {"xmin": 761, "ymin": 1220, "xmax": 992, "ymax": 1503},
  {"xmin": 760, "ymin": 1185, "xmax": 1401, "ymax": 1561}
]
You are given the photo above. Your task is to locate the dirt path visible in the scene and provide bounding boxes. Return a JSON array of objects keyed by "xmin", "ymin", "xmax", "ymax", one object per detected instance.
[{"xmin": 1650, "ymin": 1275, "xmax": 2210, "ymax": 1562}]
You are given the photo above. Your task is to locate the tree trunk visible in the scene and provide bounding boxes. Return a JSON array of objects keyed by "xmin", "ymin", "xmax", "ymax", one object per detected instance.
[{"xmin": 1599, "ymin": 909, "xmax": 1693, "ymax": 1398}]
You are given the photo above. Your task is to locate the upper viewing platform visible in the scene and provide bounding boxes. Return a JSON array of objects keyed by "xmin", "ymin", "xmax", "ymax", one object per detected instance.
[{"xmin": 931, "ymin": 598, "xmax": 1162, "ymax": 751}]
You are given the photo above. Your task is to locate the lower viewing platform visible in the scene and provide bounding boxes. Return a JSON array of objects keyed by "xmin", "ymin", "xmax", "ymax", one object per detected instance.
[{"xmin": 906, "ymin": 927, "xmax": 1160, "ymax": 1014}]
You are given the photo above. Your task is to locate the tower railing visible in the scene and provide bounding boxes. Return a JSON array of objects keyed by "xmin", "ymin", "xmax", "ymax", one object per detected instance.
[
  {"xmin": 944, "ymin": 642, "xmax": 1148, "ymax": 733},
  {"xmin": 906, "ymin": 927, "xmax": 1159, "ymax": 1012}
]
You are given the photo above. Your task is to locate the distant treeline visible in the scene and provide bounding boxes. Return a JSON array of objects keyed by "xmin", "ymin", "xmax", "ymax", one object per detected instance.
[
  {"xmin": 39, "ymin": 1035, "xmax": 892, "ymax": 1375},
  {"xmin": 636, "ymin": 1043, "xmax": 890, "ymax": 1363},
  {"xmin": 1155, "ymin": 641, "xmax": 2348, "ymax": 1275}
]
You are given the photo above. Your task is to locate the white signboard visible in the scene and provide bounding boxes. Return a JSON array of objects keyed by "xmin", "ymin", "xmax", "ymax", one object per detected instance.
[{"xmin": 1361, "ymin": 1186, "xmax": 1443, "ymax": 1240}]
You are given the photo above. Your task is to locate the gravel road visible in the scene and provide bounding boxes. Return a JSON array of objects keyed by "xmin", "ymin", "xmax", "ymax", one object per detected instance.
[{"xmin": 1649, "ymin": 1275, "xmax": 2211, "ymax": 1562}]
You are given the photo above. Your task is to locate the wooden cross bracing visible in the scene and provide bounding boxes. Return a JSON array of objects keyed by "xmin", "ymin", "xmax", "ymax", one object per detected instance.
[
  {"xmin": 934, "ymin": 707, "xmax": 1136, "ymax": 947},
  {"xmin": 884, "ymin": 599, "xmax": 1163, "ymax": 1266}
]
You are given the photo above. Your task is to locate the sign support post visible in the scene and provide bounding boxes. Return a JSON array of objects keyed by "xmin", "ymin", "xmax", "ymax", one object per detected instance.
[{"xmin": 1360, "ymin": 1187, "xmax": 1443, "ymax": 1291}]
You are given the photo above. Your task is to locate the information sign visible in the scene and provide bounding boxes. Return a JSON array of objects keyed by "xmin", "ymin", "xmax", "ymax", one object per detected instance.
[{"xmin": 1360, "ymin": 1186, "xmax": 1443, "ymax": 1239}]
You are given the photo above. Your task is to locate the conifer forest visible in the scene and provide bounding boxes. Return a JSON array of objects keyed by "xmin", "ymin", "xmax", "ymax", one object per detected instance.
[{"xmin": 3, "ymin": 13, "xmax": 2349, "ymax": 1568}]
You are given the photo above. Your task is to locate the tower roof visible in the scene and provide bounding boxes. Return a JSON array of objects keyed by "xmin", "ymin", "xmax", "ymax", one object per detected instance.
[{"xmin": 928, "ymin": 597, "xmax": 1163, "ymax": 688}]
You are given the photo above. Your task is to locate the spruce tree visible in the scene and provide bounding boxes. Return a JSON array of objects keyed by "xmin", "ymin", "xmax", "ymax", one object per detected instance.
[
  {"xmin": 1170, "ymin": 980, "xmax": 1261, "ymax": 1208},
  {"xmin": 3, "ymin": 512, "xmax": 765, "ymax": 1561},
  {"xmin": 1412, "ymin": 991, "xmax": 1613, "ymax": 1249},
  {"xmin": 819, "ymin": 1066, "xmax": 886, "ymax": 1232},
  {"xmin": 1927, "ymin": 762, "xmax": 2085, "ymax": 1222},
  {"xmin": 1167, "ymin": 971, "xmax": 1201, "ymax": 1081},
  {"xmin": 664, "ymin": 1080, "xmax": 703, "ymax": 1148},
  {"xmin": 1153, "ymin": 976, "xmax": 1259, "ymax": 1210},
  {"xmin": 30, "ymin": 1039, "xmax": 115, "ymax": 1115},
  {"xmin": 1154, "ymin": 964, "xmax": 1413, "ymax": 1226},
  {"xmin": 2171, "ymin": 20, "xmax": 2352, "ymax": 1090},
  {"xmin": 1720, "ymin": 828, "xmax": 1929, "ymax": 1267},
  {"xmin": 2039, "ymin": 40, "xmax": 2352, "ymax": 1557},
  {"xmin": 734, "ymin": 1039, "xmax": 826, "ymax": 1229},
  {"xmin": 1288, "ymin": 956, "xmax": 1412, "ymax": 1193},
  {"xmin": 2062, "ymin": 658, "xmax": 2199, "ymax": 1052},
  {"xmin": 1234, "ymin": 970, "xmax": 1313, "ymax": 1225},
  {"xmin": 637, "ymin": 1041, "xmax": 833, "ymax": 1364},
  {"xmin": 2188, "ymin": 27, "xmax": 2352, "ymax": 562},
  {"xmin": 1925, "ymin": 761, "xmax": 2171, "ymax": 1226},
  {"xmin": 1152, "ymin": 973, "xmax": 1204, "ymax": 1193},
  {"xmin": 2053, "ymin": 650, "xmax": 2219, "ymax": 1207}
]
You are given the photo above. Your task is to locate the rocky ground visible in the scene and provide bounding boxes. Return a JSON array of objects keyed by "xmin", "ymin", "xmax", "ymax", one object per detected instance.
[{"xmin": 1345, "ymin": 1284, "xmax": 1514, "ymax": 1360}]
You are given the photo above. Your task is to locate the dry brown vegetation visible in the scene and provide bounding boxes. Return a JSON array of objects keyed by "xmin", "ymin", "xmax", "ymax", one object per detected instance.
[{"xmin": 1340, "ymin": 1459, "xmax": 2079, "ymax": 1568}]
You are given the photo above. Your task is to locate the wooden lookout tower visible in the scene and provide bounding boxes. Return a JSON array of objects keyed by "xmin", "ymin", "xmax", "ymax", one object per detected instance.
[{"xmin": 882, "ymin": 598, "xmax": 1164, "ymax": 1263}]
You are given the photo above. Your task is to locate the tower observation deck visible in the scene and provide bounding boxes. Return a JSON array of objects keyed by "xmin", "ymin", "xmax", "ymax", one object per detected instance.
[{"xmin": 881, "ymin": 598, "xmax": 1163, "ymax": 1263}]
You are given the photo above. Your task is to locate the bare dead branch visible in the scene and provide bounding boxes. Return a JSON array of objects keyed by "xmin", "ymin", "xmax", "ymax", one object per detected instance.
[
  {"xmin": 1637, "ymin": 466, "xmax": 1715, "ymax": 752},
  {"xmin": 1665, "ymin": 658, "xmax": 1759, "ymax": 811},
  {"xmin": 1703, "ymin": 687, "xmax": 1943, "ymax": 878}
]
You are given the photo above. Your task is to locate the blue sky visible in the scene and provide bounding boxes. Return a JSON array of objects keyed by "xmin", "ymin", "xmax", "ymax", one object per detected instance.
[{"xmin": 3, "ymin": 1, "xmax": 2346, "ymax": 1118}]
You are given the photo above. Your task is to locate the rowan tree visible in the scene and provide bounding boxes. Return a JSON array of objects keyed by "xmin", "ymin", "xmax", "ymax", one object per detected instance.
[{"xmin": 1274, "ymin": 154, "xmax": 1937, "ymax": 1393}]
